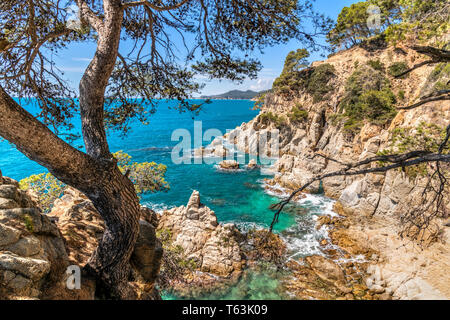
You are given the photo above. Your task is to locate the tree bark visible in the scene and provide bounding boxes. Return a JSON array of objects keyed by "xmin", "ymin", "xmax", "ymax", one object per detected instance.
[
  {"xmin": 0, "ymin": 0, "xmax": 143, "ymax": 299},
  {"xmin": 0, "ymin": 86, "xmax": 142, "ymax": 299}
]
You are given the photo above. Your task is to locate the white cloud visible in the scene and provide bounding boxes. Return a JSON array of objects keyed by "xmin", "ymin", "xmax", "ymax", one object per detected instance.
[{"xmin": 249, "ymin": 78, "xmax": 275, "ymax": 91}]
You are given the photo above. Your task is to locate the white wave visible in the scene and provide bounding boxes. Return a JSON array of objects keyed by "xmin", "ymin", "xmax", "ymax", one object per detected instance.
[
  {"xmin": 143, "ymin": 202, "xmax": 175, "ymax": 214},
  {"xmin": 234, "ymin": 221, "xmax": 266, "ymax": 232},
  {"xmin": 213, "ymin": 164, "xmax": 246, "ymax": 173}
]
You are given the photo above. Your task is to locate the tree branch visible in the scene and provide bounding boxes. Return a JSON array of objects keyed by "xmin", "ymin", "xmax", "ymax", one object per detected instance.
[
  {"xmin": 0, "ymin": 85, "xmax": 100, "ymax": 188},
  {"xmin": 269, "ymin": 150, "xmax": 450, "ymax": 232},
  {"xmin": 122, "ymin": 0, "xmax": 190, "ymax": 11}
]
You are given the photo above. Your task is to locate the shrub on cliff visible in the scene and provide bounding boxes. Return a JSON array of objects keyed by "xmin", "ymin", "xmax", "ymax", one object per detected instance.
[
  {"xmin": 259, "ymin": 112, "xmax": 287, "ymax": 129},
  {"xmin": 273, "ymin": 49, "xmax": 311, "ymax": 95},
  {"xmin": 305, "ymin": 64, "xmax": 336, "ymax": 102},
  {"xmin": 339, "ymin": 65, "xmax": 397, "ymax": 132},
  {"xmin": 378, "ymin": 122, "xmax": 450, "ymax": 178},
  {"xmin": 156, "ymin": 228, "xmax": 198, "ymax": 291},
  {"xmin": 289, "ymin": 105, "xmax": 309, "ymax": 123},
  {"xmin": 367, "ymin": 59, "xmax": 385, "ymax": 72},
  {"xmin": 388, "ymin": 62, "xmax": 409, "ymax": 78},
  {"xmin": 422, "ymin": 62, "xmax": 450, "ymax": 94},
  {"xmin": 328, "ymin": 0, "xmax": 448, "ymax": 50},
  {"xmin": 273, "ymin": 52, "xmax": 335, "ymax": 102}
]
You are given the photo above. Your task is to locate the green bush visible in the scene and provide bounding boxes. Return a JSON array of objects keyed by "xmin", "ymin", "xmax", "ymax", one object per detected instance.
[
  {"xmin": 289, "ymin": 105, "xmax": 309, "ymax": 123},
  {"xmin": 259, "ymin": 112, "xmax": 286, "ymax": 128},
  {"xmin": 339, "ymin": 65, "xmax": 397, "ymax": 133},
  {"xmin": 378, "ymin": 122, "xmax": 449, "ymax": 178},
  {"xmin": 19, "ymin": 173, "xmax": 65, "ymax": 213},
  {"xmin": 367, "ymin": 59, "xmax": 385, "ymax": 72},
  {"xmin": 305, "ymin": 64, "xmax": 336, "ymax": 102},
  {"xmin": 388, "ymin": 62, "xmax": 409, "ymax": 78}
]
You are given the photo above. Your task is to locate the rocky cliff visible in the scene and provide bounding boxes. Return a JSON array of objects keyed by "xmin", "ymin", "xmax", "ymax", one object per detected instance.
[
  {"xmin": 159, "ymin": 191, "xmax": 245, "ymax": 278},
  {"xmin": 211, "ymin": 43, "xmax": 450, "ymax": 299},
  {"xmin": 0, "ymin": 170, "xmax": 163, "ymax": 300}
]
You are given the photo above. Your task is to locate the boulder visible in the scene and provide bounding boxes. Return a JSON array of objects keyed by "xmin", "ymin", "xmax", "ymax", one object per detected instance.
[
  {"xmin": 0, "ymin": 176, "xmax": 69, "ymax": 300},
  {"xmin": 305, "ymin": 255, "xmax": 345, "ymax": 284},
  {"xmin": 247, "ymin": 159, "xmax": 258, "ymax": 170},
  {"xmin": 219, "ymin": 160, "xmax": 240, "ymax": 170}
]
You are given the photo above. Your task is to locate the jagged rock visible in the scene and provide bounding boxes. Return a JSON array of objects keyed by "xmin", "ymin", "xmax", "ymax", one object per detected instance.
[
  {"xmin": 247, "ymin": 159, "xmax": 258, "ymax": 169},
  {"xmin": 305, "ymin": 255, "xmax": 345, "ymax": 284},
  {"xmin": 49, "ymin": 187, "xmax": 163, "ymax": 299},
  {"xmin": 219, "ymin": 160, "xmax": 240, "ymax": 170},
  {"xmin": 0, "ymin": 176, "xmax": 69, "ymax": 300},
  {"xmin": 158, "ymin": 191, "xmax": 245, "ymax": 278}
]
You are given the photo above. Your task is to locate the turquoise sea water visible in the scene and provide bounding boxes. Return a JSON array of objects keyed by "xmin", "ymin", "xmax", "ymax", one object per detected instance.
[{"xmin": 0, "ymin": 99, "xmax": 335, "ymax": 299}]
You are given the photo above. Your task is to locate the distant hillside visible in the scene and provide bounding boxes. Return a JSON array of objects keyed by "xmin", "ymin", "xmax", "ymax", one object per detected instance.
[{"xmin": 201, "ymin": 89, "xmax": 268, "ymax": 100}]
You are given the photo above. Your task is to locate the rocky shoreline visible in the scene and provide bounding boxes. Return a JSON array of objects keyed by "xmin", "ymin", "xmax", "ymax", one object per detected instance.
[{"xmin": 199, "ymin": 44, "xmax": 450, "ymax": 299}]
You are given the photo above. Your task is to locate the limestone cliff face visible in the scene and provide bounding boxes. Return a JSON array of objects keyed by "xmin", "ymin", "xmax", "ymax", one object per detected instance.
[{"xmin": 218, "ymin": 44, "xmax": 450, "ymax": 299}]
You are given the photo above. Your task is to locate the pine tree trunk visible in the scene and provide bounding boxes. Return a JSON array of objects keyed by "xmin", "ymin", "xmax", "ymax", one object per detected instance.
[
  {"xmin": 0, "ymin": 1, "xmax": 145, "ymax": 299},
  {"xmin": 82, "ymin": 167, "xmax": 141, "ymax": 299}
]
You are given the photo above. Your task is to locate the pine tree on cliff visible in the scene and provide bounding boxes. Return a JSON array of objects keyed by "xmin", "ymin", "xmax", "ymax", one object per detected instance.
[{"xmin": 0, "ymin": 0, "xmax": 332, "ymax": 299}]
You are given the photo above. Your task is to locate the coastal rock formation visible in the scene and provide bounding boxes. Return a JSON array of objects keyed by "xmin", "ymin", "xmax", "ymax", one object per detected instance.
[
  {"xmin": 158, "ymin": 191, "xmax": 245, "ymax": 278},
  {"xmin": 48, "ymin": 187, "xmax": 163, "ymax": 299},
  {"xmin": 247, "ymin": 159, "xmax": 258, "ymax": 170},
  {"xmin": 218, "ymin": 44, "xmax": 450, "ymax": 299},
  {"xmin": 0, "ymin": 172, "xmax": 69, "ymax": 300},
  {"xmin": 219, "ymin": 160, "xmax": 240, "ymax": 170}
]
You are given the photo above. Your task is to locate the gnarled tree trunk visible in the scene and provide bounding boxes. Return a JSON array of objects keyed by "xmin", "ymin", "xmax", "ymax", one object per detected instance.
[{"xmin": 0, "ymin": 0, "xmax": 142, "ymax": 299}]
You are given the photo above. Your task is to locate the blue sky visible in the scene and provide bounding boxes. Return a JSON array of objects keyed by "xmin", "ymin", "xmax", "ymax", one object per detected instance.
[{"xmin": 55, "ymin": 0, "xmax": 358, "ymax": 97}]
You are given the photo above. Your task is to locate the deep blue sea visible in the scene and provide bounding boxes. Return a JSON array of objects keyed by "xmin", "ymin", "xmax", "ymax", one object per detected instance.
[{"xmin": 0, "ymin": 99, "xmax": 336, "ymax": 299}]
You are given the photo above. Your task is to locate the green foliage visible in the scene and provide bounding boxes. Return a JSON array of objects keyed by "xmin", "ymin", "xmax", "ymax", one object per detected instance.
[
  {"xmin": 23, "ymin": 214, "xmax": 34, "ymax": 233},
  {"xmin": 253, "ymin": 92, "xmax": 267, "ymax": 110},
  {"xmin": 427, "ymin": 63, "xmax": 450, "ymax": 92},
  {"xmin": 20, "ymin": 152, "xmax": 169, "ymax": 212},
  {"xmin": 328, "ymin": 0, "xmax": 448, "ymax": 49},
  {"xmin": 289, "ymin": 105, "xmax": 309, "ymax": 123},
  {"xmin": 397, "ymin": 90, "xmax": 405, "ymax": 101},
  {"xmin": 339, "ymin": 65, "xmax": 397, "ymax": 132},
  {"xmin": 259, "ymin": 112, "xmax": 286, "ymax": 128},
  {"xmin": 378, "ymin": 122, "xmax": 449, "ymax": 177},
  {"xmin": 156, "ymin": 228, "xmax": 199, "ymax": 290},
  {"xmin": 273, "ymin": 49, "xmax": 310, "ymax": 94},
  {"xmin": 327, "ymin": 1, "xmax": 393, "ymax": 50},
  {"xmin": 367, "ymin": 59, "xmax": 385, "ymax": 72},
  {"xmin": 383, "ymin": 0, "xmax": 449, "ymax": 44},
  {"xmin": 273, "ymin": 51, "xmax": 335, "ymax": 102},
  {"xmin": 388, "ymin": 62, "xmax": 409, "ymax": 78},
  {"xmin": 305, "ymin": 64, "xmax": 336, "ymax": 102},
  {"xmin": 19, "ymin": 173, "xmax": 65, "ymax": 213},
  {"xmin": 113, "ymin": 151, "xmax": 170, "ymax": 195}
]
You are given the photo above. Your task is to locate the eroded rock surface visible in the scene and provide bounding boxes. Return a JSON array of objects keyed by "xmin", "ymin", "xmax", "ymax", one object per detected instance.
[
  {"xmin": 0, "ymin": 172, "xmax": 69, "ymax": 300},
  {"xmin": 158, "ymin": 191, "xmax": 245, "ymax": 278}
]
